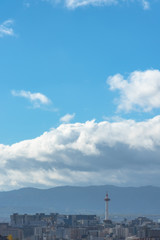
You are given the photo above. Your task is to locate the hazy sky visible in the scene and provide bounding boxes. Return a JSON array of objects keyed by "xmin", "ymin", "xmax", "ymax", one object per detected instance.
[{"xmin": 0, "ymin": 0, "xmax": 160, "ymax": 190}]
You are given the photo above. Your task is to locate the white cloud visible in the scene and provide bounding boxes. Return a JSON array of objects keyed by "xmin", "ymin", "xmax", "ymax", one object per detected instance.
[
  {"xmin": 107, "ymin": 69, "xmax": 160, "ymax": 112},
  {"xmin": 43, "ymin": 0, "xmax": 150, "ymax": 9},
  {"xmin": 142, "ymin": 0, "xmax": 150, "ymax": 9},
  {"xmin": 0, "ymin": 20, "xmax": 14, "ymax": 38},
  {"xmin": 24, "ymin": 2, "xmax": 31, "ymax": 8},
  {"xmin": 65, "ymin": 0, "xmax": 116, "ymax": 9},
  {"xmin": 60, "ymin": 113, "xmax": 75, "ymax": 123},
  {"xmin": 0, "ymin": 116, "xmax": 160, "ymax": 190},
  {"xmin": 11, "ymin": 90, "xmax": 51, "ymax": 108}
]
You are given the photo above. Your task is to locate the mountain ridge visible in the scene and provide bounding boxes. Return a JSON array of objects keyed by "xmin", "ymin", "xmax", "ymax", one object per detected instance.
[{"xmin": 0, "ymin": 185, "xmax": 159, "ymax": 220}]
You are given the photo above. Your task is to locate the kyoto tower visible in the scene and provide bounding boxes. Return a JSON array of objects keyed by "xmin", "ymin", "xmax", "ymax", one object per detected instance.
[{"xmin": 104, "ymin": 193, "xmax": 110, "ymax": 221}]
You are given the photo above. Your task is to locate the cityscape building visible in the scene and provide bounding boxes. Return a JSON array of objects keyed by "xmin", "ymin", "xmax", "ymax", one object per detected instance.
[{"xmin": 0, "ymin": 194, "xmax": 159, "ymax": 240}]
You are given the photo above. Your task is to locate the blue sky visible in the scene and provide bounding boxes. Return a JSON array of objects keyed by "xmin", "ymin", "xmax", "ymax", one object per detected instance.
[{"xmin": 0, "ymin": 0, "xmax": 160, "ymax": 190}]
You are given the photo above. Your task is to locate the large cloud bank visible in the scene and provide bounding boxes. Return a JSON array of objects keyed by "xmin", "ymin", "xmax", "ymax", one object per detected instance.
[{"xmin": 1, "ymin": 116, "xmax": 160, "ymax": 190}]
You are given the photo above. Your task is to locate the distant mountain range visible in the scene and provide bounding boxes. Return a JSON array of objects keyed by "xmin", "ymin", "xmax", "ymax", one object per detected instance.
[{"xmin": 0, "ymin": 185, "xmax": 160, "ymax": 220}]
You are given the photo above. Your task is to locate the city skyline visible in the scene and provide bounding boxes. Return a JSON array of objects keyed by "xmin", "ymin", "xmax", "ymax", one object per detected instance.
[{"xmin": 0, "ymin": 0, "xmax": 160, "ymax": 190}]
